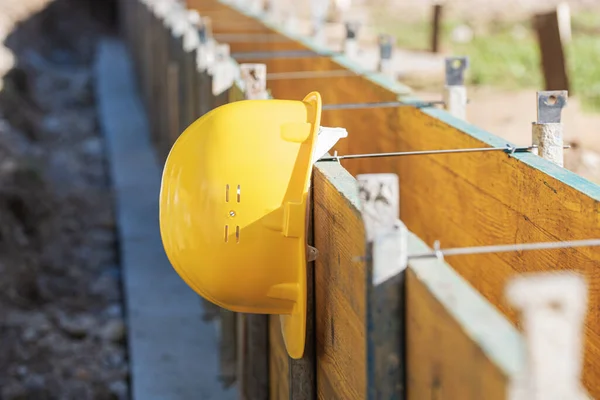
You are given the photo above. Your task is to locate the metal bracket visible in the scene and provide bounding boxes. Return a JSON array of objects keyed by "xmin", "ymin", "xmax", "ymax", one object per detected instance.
[
  {"xmin": 378, "ymin": 34, "xmax": 394, "ymax": 60},
  {"xmin": 445, "ymin": 56, "xmax": 469, "ymax": 86},
  {"xmin": 345, "ymin": 21, "xmax": 360, "ymax": 39},
  {"xmin": 537, "ymin": 90, "xmax": 568, "ymax": 124},
  {"xmin": 307, "ymin": 246, "xmax": 319, "ymax": 262}
]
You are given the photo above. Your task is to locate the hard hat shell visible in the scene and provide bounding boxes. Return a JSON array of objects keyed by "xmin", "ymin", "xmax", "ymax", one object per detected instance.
[{"xmin": 159, "ymin": 92, "xmax": 322, "ymax": 359}]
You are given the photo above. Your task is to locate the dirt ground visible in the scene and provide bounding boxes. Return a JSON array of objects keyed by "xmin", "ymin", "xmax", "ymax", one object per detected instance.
[{"xmin": 0, "ymin": 0, "xmax": 126, "ymax": 398}]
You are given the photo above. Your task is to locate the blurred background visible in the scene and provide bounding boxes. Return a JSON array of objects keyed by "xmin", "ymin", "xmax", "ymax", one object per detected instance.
[{"xmin": 0, "ymin": 0, "xmax": 598, "ymax": 398}]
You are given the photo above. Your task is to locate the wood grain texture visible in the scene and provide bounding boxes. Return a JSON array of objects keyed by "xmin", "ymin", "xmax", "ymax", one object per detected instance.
[
  {"xmin": 313, "ymin": 161, "xmax": 367, "ymax": 400},
  {"xmin": 389, "ymin": 106, "xmax": 600, "ymax": 397},
  {"xmin": 405, "ymin": 233, "xmax": 523, "ymax": 400}
]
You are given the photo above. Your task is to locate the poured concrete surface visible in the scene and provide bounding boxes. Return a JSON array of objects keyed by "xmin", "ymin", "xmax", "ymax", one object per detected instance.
[{"xmin": 95, "ymin": 37, "xmax": 235, "ymax": 400}]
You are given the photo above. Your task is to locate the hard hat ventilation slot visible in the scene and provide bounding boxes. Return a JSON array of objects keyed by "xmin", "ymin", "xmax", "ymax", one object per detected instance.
[
  {"xmin": 236, "ymin": 226, "xmax": 240, "ymax": 243},
  {"xmin": 226, "ymin": 184, "xmax": 230, "ymax": 202},
  {"xmin": 237, "ymin": 185, "xmax": 241, "ymax": 203},
  {"xmin": 225, "ymin": 225, "xmax": 229, "ymax": 242}
]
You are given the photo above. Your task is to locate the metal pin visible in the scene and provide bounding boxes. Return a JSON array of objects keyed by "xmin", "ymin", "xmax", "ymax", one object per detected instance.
[{"xmin": 318, "ymin": 144, "xmax": 539, "ymax": 162}]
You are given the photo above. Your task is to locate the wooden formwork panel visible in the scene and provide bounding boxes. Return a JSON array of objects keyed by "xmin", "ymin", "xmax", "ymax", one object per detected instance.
[
  {"xmin": 196, "ymin": 4, "xmax": 600, "ymax": 394},
  {"xmin": 310, "ymin": 161, "xmax": 524, "ymax": 399},
  {"xmin": 313, "ymin": 165, "xmax": 368, "ymax": 399},
  {"xmin": 334, "ymin": 104, "xmax": 600, "ymax": 396}
]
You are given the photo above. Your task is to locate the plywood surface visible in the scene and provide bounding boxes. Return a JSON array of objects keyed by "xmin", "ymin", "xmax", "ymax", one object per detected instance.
[
  {"xmin": 313, "ymin": 162, "xmax": 367, "ymax": 400},
  {"xmin": 405, "ymin": 233, "xmax": 524, "ymax": 400}
]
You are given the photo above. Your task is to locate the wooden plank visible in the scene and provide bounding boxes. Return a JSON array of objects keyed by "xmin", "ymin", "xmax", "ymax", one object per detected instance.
[
  {"xmin": 237, "ymin": 313, "xmax": 269, "ymax": 400},
  {"xmin": 288, "ymin": 184, "xmax": 316, "ymax": 399},
  {"xmin": 358, "ymin": 173, "xmax": 405, "ymax": 400},
  {"xmin": 313, "ymin": 161, "xmax": 367, "ymax": 400},
  {"xmin": 533, "ymin": 8, "xmax": 570, "ymax": 91},
  {"xmin": 430, "ymin": 4, "xmax": 443, "ymax": 53},
  {"xmin": 393, "ymin": 106, "xmax": 600, "ymax": 397},
  {"xmin": 220, "ymin": 308, "xmax": 237, "ymax": 387},
  {"xmin": 312, "ymin": 161, "xmax": 536, "ymax": 400},
  {"xmin": 269, "ymin": 315, "xmax": 290, "ymax": 400},
  {"xmin": 319, "ymin": 96, "xmax": 600, "ymax": 395},
  {"xmin": 236, "ymin": 56, "xmax": 342, "ymax": 74},
  {"xmin": 246, "ymin": 19, "xmax": 600, "ymax": 393},
  {"xmin": 405, "ymin": 233, "xmax": 523, "ymax": 399}
]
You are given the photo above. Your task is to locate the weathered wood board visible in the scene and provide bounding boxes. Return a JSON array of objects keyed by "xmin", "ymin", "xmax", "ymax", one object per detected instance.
[
  {"xmin": 313, "ymin": 161, "xmax": 530, "ymax": 400},
  {"xmin": 269, "ymin": 315, "xmax": 290, "ymax": 399},
  {"xmin": 313, "ymin": 162, "xmax": 367, "ymax": 399}
]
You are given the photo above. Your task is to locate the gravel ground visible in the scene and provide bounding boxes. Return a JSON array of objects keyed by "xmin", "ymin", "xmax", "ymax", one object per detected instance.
[{"xmin": 0, "ymin": 0, "xmax": 127, "ymax": 398}]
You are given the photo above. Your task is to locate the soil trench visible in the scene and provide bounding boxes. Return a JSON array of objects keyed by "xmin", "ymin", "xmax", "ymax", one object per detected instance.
[{"xmin": 0, "ymin": 0, "xmax": 127, "ymax": 398}]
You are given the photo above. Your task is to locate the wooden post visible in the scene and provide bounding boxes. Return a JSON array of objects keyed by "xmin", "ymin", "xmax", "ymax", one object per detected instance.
[
  {"xmin": 430, "ymin": 3, "xmax": 443, "ymax": 53},
  {"xmin": 443, "ymin": 56, "xmax": 468, "ymax": 120},
  {"xmin": 219, "ymin": 307, "xmax": 237, "ymax": 388},
  {"xmin": 249, "ymin": 0, "xmax": 263, "ymax": 15},
  {"xmin": 344, "ymin": 21, "xmax": 360, "ymax": 59},
  {"xmin": 287, "ymin": 183, "xmax": 317, "ymax": 400},
  {"xmin": 532, "ymin": 90, "xmax": 567, "ymax": 167},
  {"xmin": 377, "ymin": 34, "xmax": 395, "ymax": 80},
  {"xmin": 533, "ymin": 7, "xmax": 570, "ymax": 92},
  {"xmin": 358, "ymin": 173, "xmax": 407, "ymax": 400},
  {"xmin": 506, "ymin": 272, "xmax": 588, "ymax": 400}
]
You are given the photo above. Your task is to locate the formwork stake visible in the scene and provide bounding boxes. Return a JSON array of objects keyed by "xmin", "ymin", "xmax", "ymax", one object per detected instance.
[
  {"xmin": 507, "ymin": 272, "xmax": 588, "ymax": 400},
  {"xmin": 532, "ymin": 90, "xmax": 567, "ymax": 167},
  {"xmin": 240, "ymin": 63, "xmax": 268, "ymax": 99},
  {"xmin": 343, "ymin": 21, "xmax": 360, "ymax": 59}
]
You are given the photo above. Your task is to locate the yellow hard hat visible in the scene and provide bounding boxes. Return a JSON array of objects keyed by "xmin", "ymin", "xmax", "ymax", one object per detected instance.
[{"xmin": 159, "ymin": 91, "xmax": 322, "ymax": 359}]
